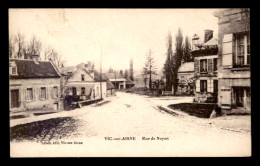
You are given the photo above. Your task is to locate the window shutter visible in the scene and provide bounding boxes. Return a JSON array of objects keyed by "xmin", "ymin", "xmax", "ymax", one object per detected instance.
[
  {"xmin": 208, "ymin": 59, "xmax": 213, "ymax": 73},
  {"xmin": 51, "ymin": 87, "xmax": 54, "ymax": 98},
  {"xmin": 197, "ymin": 60, "xmax": 200, "ymax": 73},
  {"xmin": 207, "ymin": 80, "xmax": 213, "ymax": 93},
  {"xmin": 196, "ymin": 80, "xmax": 200, "ymax": 92},
  {"xmin": 23, "ymin": 88, "xmax": 27, "ymax": 101},
  {"xmin": 33, "ymin": 88, "xmax": 36, "ymax": 101},
  {"xmin": 46, "ymin": 87, "xmax": 49, "ymax": 99},
  {"xmin": 222, "ymin": 34, "xmax": 233, "ymax": 68}
]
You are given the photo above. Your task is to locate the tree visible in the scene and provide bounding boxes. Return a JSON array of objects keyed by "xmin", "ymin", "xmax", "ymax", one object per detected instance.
[
  {"xmin": 163, "ymin": 28, "xmax": 184, "ymax": 95},
  {"xmin": 14, "ymin": 33, "xmax": 25, "ymax": 59},
  {"xmin": 144, "ymin": 49, "xmax": 157, "ymax": 90},
  {"xmin": 124, "ymin": 69, "xmax": 129, "ymax": 78},
  {"xmin": 173, "ymin": 28, "xmax": 184, "ymax": 95},
  {"xmin": 120, "ymin": 70, "xmax": 123, "ymax": 77},
  {"xmin": 142, "ymin": 63, "xmax": 148, "ymax": 89},
  {"xmin": 22, "ymin": 35, "xmax": 42, "ymax": 59},
  {"xmin": 108, "ymin": 67, "xmax": 114, "ymax": 73},
  {"xmin": 183, "ymin": 36, "xmax": 193, "ymax": 62},
  {"xmin": 163, "ymin": 31, "xmax": 174, "ymax": 90},
  {"xmin": 9, "ymin": 35, "xmax": 15, "ymax": 58}
]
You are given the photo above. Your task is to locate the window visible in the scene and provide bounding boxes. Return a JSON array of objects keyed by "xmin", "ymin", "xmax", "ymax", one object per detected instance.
[
  {"xmin": 81, "ymin": 74, "xmax": 85, "ymax": 81},
  {"xmin": 235, "ymin": 33, "xmax": 250, "ymax": 67},
  {"xmin": 11, "ymin": 67, "xmax": 17, "ymax": 75},
  {"xmin": 81, "ymin": 87, "xmax": 85, "ymax": 95},
  {"xmin": 200, "ymin": 59, "xmax": 207, "ymax": 73},
  {"xmin": 27, "ymin": 88, "xmax": 33, "ymax": 101},
  {"xmin": 213, "ymin": 58, "xmax": 218, "ymax": 72},
  {"xmin": 41, "ymin": 87, "xmax": 46, "ymax": 99},
  {"xmin": 200, "ymin": 80, "xmax": 207, "ymax": 93},
  {"xmin": 53, "ymin": 86, "xmax": 58, "ymax": 98}
]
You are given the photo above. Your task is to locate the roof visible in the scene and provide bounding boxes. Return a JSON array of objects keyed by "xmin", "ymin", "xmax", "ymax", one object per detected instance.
[
  {"xmin": 125, "ymin": 77, "xmax": 135, "ymax": 85},
  {"xmin": 105, "ymin": 73, "xmax": 126, "ymax": 80},
  {"xmin": 178, "ymin": 62, "xmax": 194, "ymax": 73},
  {"xmin": 92, "ymin": 70, "xmax": 107, "ymax": 82},
  {"xmin": 203, "ymin": 38, "xmax": 218, "ymax": 46},
  {"xmin": 102, "ymin": 74, "xmax": 115, "ymax": 89},
  {"xmin": 58, "ymin": 66, "xmax": 77, "ymax": 75},
  {"xmin": 9, "ymin": 59, "xmax": 61, "ymax": 79}
]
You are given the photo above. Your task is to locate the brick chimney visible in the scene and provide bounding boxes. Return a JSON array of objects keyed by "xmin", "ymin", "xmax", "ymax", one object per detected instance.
[
  {"xmin": 204, "ymin": 30, "xmax": 213, "ymax": 43},
  {"xmin": 32, "ymin": 55, "xmax": 39, "ymax": 64}
]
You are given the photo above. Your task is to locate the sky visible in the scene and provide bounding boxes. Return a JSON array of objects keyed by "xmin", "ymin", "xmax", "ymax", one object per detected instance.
[{"xmin": 9, "ymin": 9, "xmax": 218, "ymax": 73}]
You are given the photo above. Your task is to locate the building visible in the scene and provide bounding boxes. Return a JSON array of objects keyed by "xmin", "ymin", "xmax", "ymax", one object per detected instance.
[
  {"xmin": 105, "ymin": 73, "xmax": 127, "ymax": 89},
  {"xmin": 125, "ymin": 77, "xmax": 135, "ymax": 89},
  {"xmin": 214, "ymin": 9, "xmax": 250, "ymax": 112},
  {"xmin": 9, "ymin": 55, "xmax": 62, "ymax": 112},
  {"xmin": 177, "ymin": 62, "xmax": 195, "ymax": 95},
  {"xmin": 192, "ymin": 30, "xmax": 219, "ymax": 103},
  {"xmin": 59, "ymin": 62, "xmax": 107, "ymax": 102}
]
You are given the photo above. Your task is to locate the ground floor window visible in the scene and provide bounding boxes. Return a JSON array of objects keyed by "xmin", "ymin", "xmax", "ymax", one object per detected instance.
[
  {"xmin": 81, "ymin": 87, "xmax": 85, "ymax": 95},
  {"xmin": 233, "ymin": 87, "xmax": 250, "ymax": 108},
  {"xmin": 200, "ymin": 80, "xmax": 207, "ymax": 93},
  {"xmin": 27, "ymin": 88, "xmax": 33, "ymax": 101},
  {"xmin": 53, "ymin": 86, "xmax": 58, "ymax": 98},
  {"xmin": 41, "ymin": 87, "xmax": 46, "ymax": 99}
]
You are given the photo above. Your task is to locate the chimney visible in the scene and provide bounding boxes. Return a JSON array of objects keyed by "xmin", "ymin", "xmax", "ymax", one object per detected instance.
[
  {"xmin": 192, "ymin": 34, "xmax": 200, "ymax": 50},
  {"xmin": 204, "ymin": 30, "xmax": 213, "ymax": 43},
  {"xmin": 32, "ymin": 55, "xmax": 39, "ymax": 64}
]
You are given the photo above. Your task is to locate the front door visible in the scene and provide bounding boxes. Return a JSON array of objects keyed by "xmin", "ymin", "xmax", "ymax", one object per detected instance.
[
  {"xmin": 72, "ymin": 87, "xmax": 77, "ymax": 96},
  {"xmin": 11, "ymin": 89, "xmax": 19, "ymax": 108}
]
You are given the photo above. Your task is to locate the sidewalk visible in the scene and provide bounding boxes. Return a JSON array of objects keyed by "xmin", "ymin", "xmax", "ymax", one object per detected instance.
[{"xmin": 10, "ymin": 97, "xmax": 114, "ymax": 128}]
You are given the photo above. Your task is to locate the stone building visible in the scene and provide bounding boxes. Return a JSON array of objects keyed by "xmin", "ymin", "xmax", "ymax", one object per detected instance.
[
  {"xmin": 9, "ymin": 55, "xmax": 62, "ymax": 112},
  {"xmin": 214, "ymin": 8, "xmax": 250, "ymax": 112},
  {"xmin": 192, "ymin": 30, "xmax": 218, "ymax": 103}
]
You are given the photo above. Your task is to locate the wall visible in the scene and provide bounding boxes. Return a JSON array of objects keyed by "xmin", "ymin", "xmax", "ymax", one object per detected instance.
[
  {"xmin": 215, "ymin": 8, "xmax": 250, "ymax": 109},
  {"xmin": 10, "ymin": 78, "xmax": 61, "ymax": 112}
]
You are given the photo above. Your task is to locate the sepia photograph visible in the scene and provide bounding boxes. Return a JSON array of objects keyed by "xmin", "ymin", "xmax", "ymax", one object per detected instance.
[{"xmin": 9, "ymin": 8, "xmax": 251, "ymax": 157}]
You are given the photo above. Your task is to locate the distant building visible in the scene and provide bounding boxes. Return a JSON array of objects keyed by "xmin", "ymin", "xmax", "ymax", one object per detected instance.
[
  {"xmin": 9, "ymin": 55, "xmax": 62, "ymax": 112},
  {"xmin": 105, "ymin": 73, "xmax": 127, "ymax": 89},
  {"xmin": 192, "ymin": 30, "xmax": 218, "ymax": 103},
  {"xmin": 214, "ymin": 8, "xmax": 250, "ymax": 112},
  {"xmin": 177, "ymin": 62, "xmax": 195, "ymax": 95}
]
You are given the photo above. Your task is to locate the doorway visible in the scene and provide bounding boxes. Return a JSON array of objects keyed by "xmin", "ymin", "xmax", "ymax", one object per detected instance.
[{"xmin": 11, "ymin": 89, "xmax": 19, "ymax": 108}]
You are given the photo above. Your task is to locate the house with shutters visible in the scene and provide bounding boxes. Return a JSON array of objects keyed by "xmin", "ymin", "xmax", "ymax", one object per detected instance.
[
  {"xmin": 9, "ymin": 55, "xmax": 62, "ymax": 112},
  {"xmin": 214, "ymin": 8, "xmax": 250, "ymax": 112},
  {"xmin": 177, "ymin": 62, "xmax": 195, "ymax": 95},
  {"xmin": 59, "ymin": 62, "xmax": 107, "ymax": 103},
  {"xmin": 192, "ymin": 30, "xmax": 219, "ymax": 103}
]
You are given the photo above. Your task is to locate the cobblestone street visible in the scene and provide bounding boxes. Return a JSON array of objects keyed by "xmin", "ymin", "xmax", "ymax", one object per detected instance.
[{"xmin": 10, "ymin": 92, "xmax": 251, "ymax": 157}]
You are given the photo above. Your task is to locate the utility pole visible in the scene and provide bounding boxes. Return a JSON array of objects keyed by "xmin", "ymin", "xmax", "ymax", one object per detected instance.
[{"xmin": 100, "ymin": 46, "xmax": 102, "ymax": 99}]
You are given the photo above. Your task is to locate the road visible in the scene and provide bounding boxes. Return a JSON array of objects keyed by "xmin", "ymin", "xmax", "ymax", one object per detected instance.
[{"xmin": 10, "ymin": 92, "xmax": 251, "ymax": 157}]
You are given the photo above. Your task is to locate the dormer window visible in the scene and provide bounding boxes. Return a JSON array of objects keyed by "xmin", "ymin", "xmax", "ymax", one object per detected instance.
[
  {"xmin": 9, "ymin": 62, "xmax": 17, "ymax": 75},
  {"xmin": 11, "ymin": 67, "xmax": 17, "ymax": 75}
]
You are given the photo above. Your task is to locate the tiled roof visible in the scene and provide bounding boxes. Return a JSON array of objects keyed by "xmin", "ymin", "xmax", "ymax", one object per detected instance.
[
  {"xmin": 125, "ymin": 77, "xmax": 135, "ymax": 85},
  {"xmin": 178, "ymin": 62, "xmax": 194, "ymax": 73},
  {"xmin": 105, "ymin": 73, "xmax": 126, "ymax": 80},
  {"xmin": 203, "ymin": 38, "xmax": 218, "ymax": 46},
  {"xmin": 58, "ymin": 66, "xmax": 77, "ymax": 75},
  {"xmin": 9, "ymin": 59, "xmax": 60, "ymax": 79}
]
